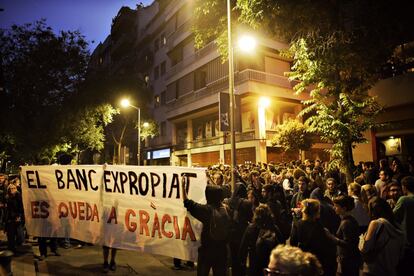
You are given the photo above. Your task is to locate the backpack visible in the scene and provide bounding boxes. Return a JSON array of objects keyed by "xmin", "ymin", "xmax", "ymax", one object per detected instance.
[
  {"xmin": 255, "ymin": 228, "xmax": 279, "ymax": 261},
  {"xmin": 209, "ymin": 204, "xmax": 231, "ymax": 241}
]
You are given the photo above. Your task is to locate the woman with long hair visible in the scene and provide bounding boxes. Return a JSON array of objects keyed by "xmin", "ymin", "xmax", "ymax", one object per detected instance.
[{"xmin": 359, "ymin": 197, "xmax": 404, "ymax": 276}]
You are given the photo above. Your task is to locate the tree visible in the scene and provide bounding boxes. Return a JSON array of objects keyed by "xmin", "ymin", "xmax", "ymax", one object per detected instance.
[
  {"xmin": 0, "ymin": 20, "xmax": 116, "ymax": 164},
  {"xmin": 140, "ymin": 119, "xmax": 159, "ymax": 140},
  {"xmin": 62, "ymin": 104, "xmax": 119, "ymax": 163},
  {"xmin": 193, "ymin": 0, "xmax": 413, "ymax": 182},
  {"xmin": 272, "ymin": 119, "xmax": 312, "ymax": 160}
]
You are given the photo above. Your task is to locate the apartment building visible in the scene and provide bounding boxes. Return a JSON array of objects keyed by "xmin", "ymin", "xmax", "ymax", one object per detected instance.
[
  {"xmin": 90, "ymin": 1, "xmax": 414, "ymax": 167},
  {"xmin": 127, "ymin": 0, "xmax": 332, "ymax": 167}
]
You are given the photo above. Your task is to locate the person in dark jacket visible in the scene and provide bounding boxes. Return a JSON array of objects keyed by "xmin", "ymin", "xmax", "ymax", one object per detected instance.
[
  {"xmin": 5, "ymin": 183, "xmax": 24, "ymax": 253},
  {"xmin": 329, "ymin": 195, "xmax": 361, "ymax": 276},
  {"xmin": 310, "ymin": 187, "xmax": 340, "ymax": 234},
  {"xmin": 290, "ymin": 176, "xmax": 311, "ymax": 219},
  {"xmin": 290, "ymin": 199, "xmax": 337, "ymax": 276},
  {"xmin": 239, "ymin": 204, "xmax": 283, "ymax": 276},
  {"xmin": 224, "ymin": 181, "xmax": 252, "ymax": 276},
  {"xmin": 182, "ymin": 179, "xmax": 229, "ymax": 276},
  {"xmin": 262, "ymin": 184, "xmax": 289, "ymax": 242}
]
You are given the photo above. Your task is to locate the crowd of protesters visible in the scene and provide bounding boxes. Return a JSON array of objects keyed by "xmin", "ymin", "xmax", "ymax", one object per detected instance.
[
  {"xmin": 182, "ymin": 157, "xmax": 414, "ymax": 276},
  {"xmin": 1, "ymin": 156, "xmax": 414, "ymax": 275}
]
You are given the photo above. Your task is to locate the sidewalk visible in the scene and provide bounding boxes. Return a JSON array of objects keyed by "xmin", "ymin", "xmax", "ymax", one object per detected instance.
[
  {"xmin": 33, "ymin": 244, "xmax": 196, "ymax": 276},
  {"xmin": 0, "ymin": 231, "xmax": 36, "ymax": 276},
  {"xmin": 1, "ymin": 231, "xmax": 196, "ymax": 276}
]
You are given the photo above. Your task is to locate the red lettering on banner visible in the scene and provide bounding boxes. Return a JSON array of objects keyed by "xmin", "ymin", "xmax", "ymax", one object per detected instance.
[
  {"xmin": 78, "ymin": 202, "xmax": 85, "ymax": 220},
  {"xmin": 126, "ymin": 209, "xmax": 137, "ymax": 232},
  {"xmin": 173, "ymin": 215, "xmax": 180, "ymax": 239},
  {"xmin": 31, "ymin": 201, "xmax": 40, "ymax": 218},
  {"xmin": 139, "ymin": 210, "xmax": 150, "ymax": 236},
  {"xmin": 181, "ymin": 216, "xmax": 196, "ymax": 241},
  {"xmin": 85, "ymin": 203, "xmax": 92, "ymax": 220},
  {"xmin": 161, "ymin": 214, "xmax": 173, "ymax": 238},
  {"xmin": 58, "ymin": 202, "xmax": 68, "ymax": 218},
  {"xmin": 69, "ymin": 202, "xmax": 77, "ymax": 218},
  {"xmin": 58, "ymin": 202, "xmax": 99, "ymax": 222},
  {"xmin": 92, "ymin": 204, "xmax": 99, "ymax": 222},
  {"xmin": 151, "ymin": 213, "xmax": 162, "ymax": 238},
  {"xmin": 32, "ymin": 201, "xmax": 49, "ymax": 218},
  {"xmin": 124, "ymin": 210, "xmax": 196, "ymax": 241},
  {"xmin": 107, "ymin": 206, "xmax": 117, "ymax": 224}
]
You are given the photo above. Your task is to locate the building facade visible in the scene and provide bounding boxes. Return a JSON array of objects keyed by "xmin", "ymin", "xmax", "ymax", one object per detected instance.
[
  {"xmin": 92, "ymin": 0, "xmax": 414, "ymax": 167},
  {"xmin": 128, "ymin": 0, "xmax": 331, "ymax": 167}
]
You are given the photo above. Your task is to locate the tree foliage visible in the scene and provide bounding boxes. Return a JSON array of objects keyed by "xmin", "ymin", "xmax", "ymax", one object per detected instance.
[
  {"xmin": 140, "ymin": 119, "xmax": 159, "ymax": 140},
  {"xmin": 193, "ymin": 0, "xmax": 412, "ymax": 181},
  {"xmin": 0, "ymin": 20, "xmax": 116, "ymax": 164},
  {"xmin": 272, "ymin": 119, "xmax": 312, "ymax": 153}
]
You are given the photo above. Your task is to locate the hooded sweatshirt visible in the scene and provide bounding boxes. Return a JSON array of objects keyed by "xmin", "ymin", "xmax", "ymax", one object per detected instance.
[{"xmin": 360, "ymin": 218, "xmax": 404, "ymax": 276}]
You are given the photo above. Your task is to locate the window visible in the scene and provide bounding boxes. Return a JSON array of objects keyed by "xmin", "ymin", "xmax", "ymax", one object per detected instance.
[
  {"xmin": 154, "ymin": 38, "xmax": 160, "ymax": 51},
  {"xmin": 161, "ymin": 33, "xmax": 167, "ymax": 46},
  {"xmin": 160, "ymin": 121, "xmax": 167, "ymax": 136},
  {"xmin": 154, "ymin": 95, "xmax": 160, "ymax": 108},
  {"xmin": 160, "ymin": 91, "xmax": 166, "ymax": 105},
  {"xmin": 154, "ymin": 66, "xmax": 159, "ymax": 80},
  {"xmin": 160, "ymin": 61, "xmax": 166, "ymax": 76}
]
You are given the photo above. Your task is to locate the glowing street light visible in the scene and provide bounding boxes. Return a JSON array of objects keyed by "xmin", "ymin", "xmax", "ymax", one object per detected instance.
[
  {"xmin": 120, "ymin": 98, "xmax": 141, "ymax": 166},
  {"xmin": 259, "ymin": 97, "xmax": 271, "ymax": 108},
  {"xmin": 238, "ymin": 35, "xmax": 257, "ymax": 53}
]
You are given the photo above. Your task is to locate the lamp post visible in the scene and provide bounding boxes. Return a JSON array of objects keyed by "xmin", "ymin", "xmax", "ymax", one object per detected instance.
[
  {"xmin": 227, "ymin": 0, "xmax": 256, "ymax": 192},
  {"xmin": 121, "ymin": 99, "xmax": 141, "ymax": 166},
  {"xmin": 227, "ymin": 0, "xmax": 236, "ymax": 192}
]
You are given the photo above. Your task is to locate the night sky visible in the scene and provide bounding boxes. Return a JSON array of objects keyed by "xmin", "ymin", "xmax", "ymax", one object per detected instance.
[{"xmin": 0, "ymin": 0, "xmax": 153, "ymax": 51}]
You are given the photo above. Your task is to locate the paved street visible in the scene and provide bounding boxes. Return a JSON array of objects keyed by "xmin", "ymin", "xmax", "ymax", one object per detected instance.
[{"xmin": 2, "ymin": 235, "xmax": 197, "ymax": 275}]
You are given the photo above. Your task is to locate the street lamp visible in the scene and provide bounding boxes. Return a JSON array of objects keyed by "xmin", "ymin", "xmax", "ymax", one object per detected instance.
[
  {"xmin": 227, "ymin": 0, "xmax": 256, "ymax": 191},
  {"xmin": 121, "ymin": 98, "xmax": 141, "ymax": 166}
]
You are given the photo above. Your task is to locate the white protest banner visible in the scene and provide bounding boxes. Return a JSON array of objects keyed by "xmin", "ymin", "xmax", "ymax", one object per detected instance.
[
  {"xmin": 21, "ymin": 165, "xmax": 104, "ymax": 243},
  {"xmin": 20, "ymin": 165, "xmax": 207, "ymax": 261}
]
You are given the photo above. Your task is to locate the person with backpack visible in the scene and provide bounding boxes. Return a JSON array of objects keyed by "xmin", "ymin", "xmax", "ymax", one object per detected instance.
[
  {"xmin": 290, "ymin": 199, "xmax": 337, "ymax": 276},
  {"xmin": 182, "ymin": 178, "xmax": 231, "ymax": 276},
  {"xmin": 239, "ymin": 204, "xmax": 283, "ymax": 276},
  {"xmin": 224, "ymin": 181, "xmax": 252, "ymax": 276}
]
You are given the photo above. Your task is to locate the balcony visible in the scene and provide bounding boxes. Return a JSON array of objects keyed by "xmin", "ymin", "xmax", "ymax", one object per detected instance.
[
  {"xmin": 190, "ymin": 136, "xmax": 222, "ymax": 148},
  {"xmin": 166, "ymin": 19, "xmax": 192, "ymax": 51},
  {"xmin": 166, "ymin": 69, "xmax": 294, "ymax": 114},
  {"xmin": 174, "ymin": 131, "xmax": 257, "ymax": 151},
  {"xmin": 166, "ymin": 42, "xmax": 216, "ymax": 80}
]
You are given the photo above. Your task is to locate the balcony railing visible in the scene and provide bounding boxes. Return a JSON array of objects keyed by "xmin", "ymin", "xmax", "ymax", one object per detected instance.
[
  {"xmin": 166, "ymin": 69, "xmax": 292, "ymax": 112},
  {"xmin": 166, "ymin": 41, "xmax": 217, "ymax": 80},
  {"xmin": 173, "ymin": 131, "xmax": 258, "ymax": 151},
  {"xmin": 237, "ymin": 69, "xmax": 292, "ymax": 89},
  {"xmin": 189, "ymin": 136, "xmax": 222, "ymax": 148}
]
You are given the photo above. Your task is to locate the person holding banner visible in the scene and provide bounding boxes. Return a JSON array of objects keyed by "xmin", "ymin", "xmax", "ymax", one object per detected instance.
[
  {"xmin": 102, "ymin": 246, "xmax": 117, "ymax": 272},
  {"xmin": 182, "ymin": 176, "xmax": 230, "ymax": 276}
]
